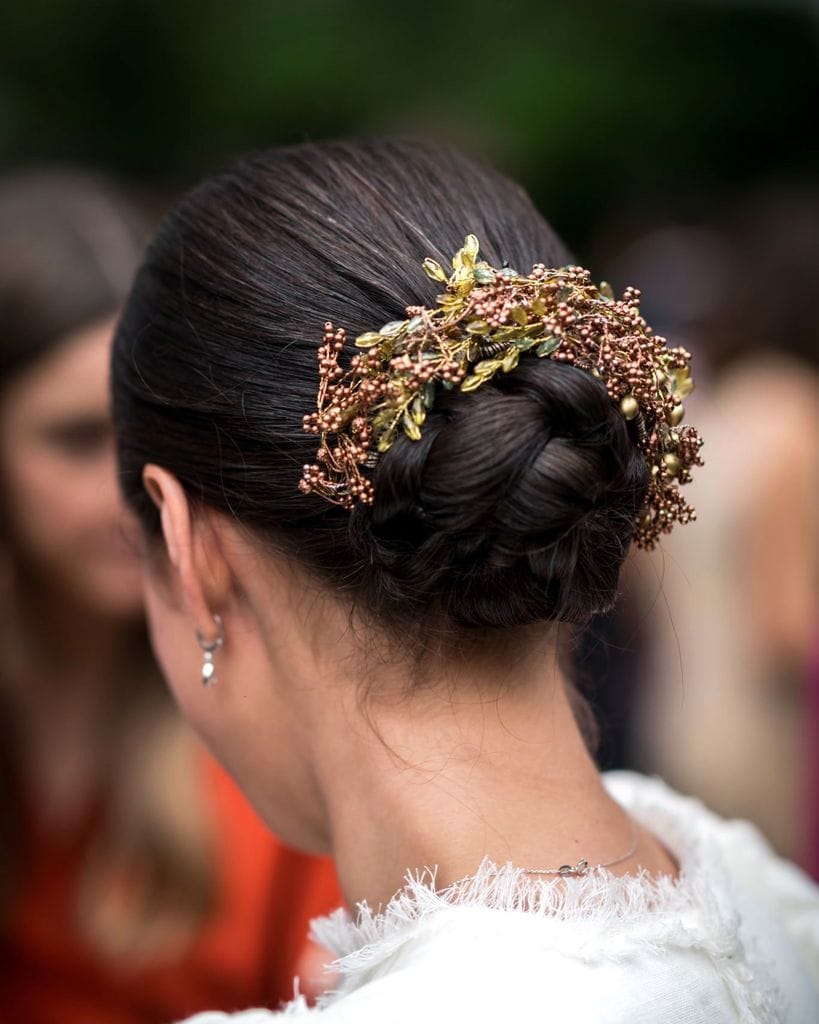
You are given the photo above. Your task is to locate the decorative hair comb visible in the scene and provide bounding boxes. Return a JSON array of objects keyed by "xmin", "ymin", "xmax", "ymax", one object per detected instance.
[{"xmin": 299, "ymin": 235, "xmax": 703, "ymax": 549}]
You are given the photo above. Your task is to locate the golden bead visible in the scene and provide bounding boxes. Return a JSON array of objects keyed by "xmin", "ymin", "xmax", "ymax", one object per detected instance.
[
  {"xmin": 662, "ymin": 453, "xmax": 681, "ymax": 476},
  {"xmin": 667, "ymin": 403, "xmax": 685, "ymax": 426},
  {"xmin": 619, "ymin": 395, "xmax": 640, "ymax": 420}
]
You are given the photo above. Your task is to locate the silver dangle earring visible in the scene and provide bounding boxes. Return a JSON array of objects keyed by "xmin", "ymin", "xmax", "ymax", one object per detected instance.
[{"xmin": 195, "ymin": 614, "xmax": 224, "ymax": 687}]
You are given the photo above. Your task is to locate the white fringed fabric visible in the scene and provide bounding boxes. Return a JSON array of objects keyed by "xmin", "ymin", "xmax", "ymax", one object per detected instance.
[{"xmin": 182, "ymin": 772, "xmax": 819, "ymax": 1023}]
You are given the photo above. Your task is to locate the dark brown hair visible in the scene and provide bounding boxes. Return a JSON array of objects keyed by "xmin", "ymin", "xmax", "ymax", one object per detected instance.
[
  {"xmin": 0, "ymin": 169, "xmax": 146, "ymax": 382},
  {"xmin": 112, "ymin": 139, "xmax": 648, "ymax": 660}
]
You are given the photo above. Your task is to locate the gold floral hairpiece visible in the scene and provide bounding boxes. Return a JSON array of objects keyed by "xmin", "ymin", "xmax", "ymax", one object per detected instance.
[{"xmin": 299, "ymin": 234, "xmax": 703, "ymax": 549}]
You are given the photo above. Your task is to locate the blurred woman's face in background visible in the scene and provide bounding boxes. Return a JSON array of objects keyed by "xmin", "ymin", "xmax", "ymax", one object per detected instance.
[{"xmin": 0, "ymin": 316, "xmax": 143, "ymax": 617}]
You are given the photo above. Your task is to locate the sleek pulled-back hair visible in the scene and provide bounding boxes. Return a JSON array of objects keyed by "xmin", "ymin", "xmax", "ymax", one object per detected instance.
[{"xmin": 111, "ymin": 138, "xmax": 648, "ymax": 654}]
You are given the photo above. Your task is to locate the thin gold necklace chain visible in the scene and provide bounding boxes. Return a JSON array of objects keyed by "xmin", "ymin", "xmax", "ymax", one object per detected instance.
[{"xmin": 522, "ymin": 815, "xmax": 640, "ymax": 877}]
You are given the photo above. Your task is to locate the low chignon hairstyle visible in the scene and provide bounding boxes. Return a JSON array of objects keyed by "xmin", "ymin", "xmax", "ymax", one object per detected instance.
[{"xmin": 111, "ymin": 138, "xmax": 649, "ymax": 660}]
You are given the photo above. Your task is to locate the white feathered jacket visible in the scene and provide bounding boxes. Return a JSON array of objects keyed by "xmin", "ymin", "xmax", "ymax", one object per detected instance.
[{"xmin": 183, "ymin": 772, "xmax": 819, "ymax": 1023}]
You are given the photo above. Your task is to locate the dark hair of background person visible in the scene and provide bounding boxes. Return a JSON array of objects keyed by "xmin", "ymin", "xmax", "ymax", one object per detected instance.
[
  {"xmin": 0, "ymin": 170, "xmax": 214, "ymax": 957},
  {"xmin": 111, "ymin": 138, "xmax": 649, "ymax": 706},
  {"xmin": 704, "ymin": 186, "xmax": 819, "ymax": 372}
]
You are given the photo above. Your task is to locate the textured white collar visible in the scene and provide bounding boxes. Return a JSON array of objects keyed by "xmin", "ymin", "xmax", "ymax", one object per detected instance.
[{"xmin": 309, "ymin": 771, "xmax": 782, "ymax": 1021}]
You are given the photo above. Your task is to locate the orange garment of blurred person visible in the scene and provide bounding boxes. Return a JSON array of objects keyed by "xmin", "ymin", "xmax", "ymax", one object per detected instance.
[
  {"xmin": 0, "ymin": 170, "xmax": 342, "ymax": 1024},
  {"xmin": 2, "ymin": 753, "xmax": 340, "ymax": 1024}
]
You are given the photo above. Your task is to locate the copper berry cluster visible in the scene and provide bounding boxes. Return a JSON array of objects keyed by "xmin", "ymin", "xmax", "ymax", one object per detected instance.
[{"xmin": 299, "ymin": 235, "xmax": 703, "ymax": 549}]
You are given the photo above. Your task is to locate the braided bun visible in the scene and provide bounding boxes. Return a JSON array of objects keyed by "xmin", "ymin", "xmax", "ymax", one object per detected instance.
[{"xmin": 350, "ymin": 358, "xmax": 648, "ymax": 629}]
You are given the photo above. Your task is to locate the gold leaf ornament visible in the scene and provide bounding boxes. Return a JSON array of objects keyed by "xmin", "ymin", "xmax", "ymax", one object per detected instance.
[
  {"xmin": 671, "ymin": 367, "xmax": 694, "ymax": 399},
  {"xmin": 536, "ymin": 338, "xmax": 561, "ymax": 357},
  {"xmin": 422, "ymin": 258, "xmax": 448, "ymax": 283},
  {"xmin": 402, "ymin": 412, "xmax": 421, "ymax": 441},
  {"xmin": 299, "ymin": 235, "xmax": 703, "ymax": 549},
  {"xmin": 411, "ymin": 396, "xmax": 427, "ymax": 425},
  {"xmin": 355, "ymin": 331, "xmax": 382, "ymax": 347},
  {"xmin": 511, "ymin": 306, "xmax": 528, "ymax": 326}
]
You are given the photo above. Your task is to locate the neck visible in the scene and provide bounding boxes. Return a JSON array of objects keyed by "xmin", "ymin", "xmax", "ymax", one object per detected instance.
[{"xmin": 313, "ymin": 638, "xmax": 629, "ymax": 910}]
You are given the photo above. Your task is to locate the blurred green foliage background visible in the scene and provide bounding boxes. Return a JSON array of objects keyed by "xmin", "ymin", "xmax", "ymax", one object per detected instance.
[{"xmin": 1, "ymin": 0, "xmax": 816, "ymax": 251}]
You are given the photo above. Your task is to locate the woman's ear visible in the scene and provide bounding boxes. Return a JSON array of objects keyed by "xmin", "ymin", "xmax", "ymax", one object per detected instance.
[
  {"xmin": 142, "ymin": 464, "xmax": 229, "ymax": 639},
  {"xmin": 143, "ymin": 465, "xmax": 184, "ymax": 569}
]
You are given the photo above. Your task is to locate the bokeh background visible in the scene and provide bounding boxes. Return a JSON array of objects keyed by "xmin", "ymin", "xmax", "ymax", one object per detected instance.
[
  {"xmin": 3, "ymin": 0, "xmax": 818, "ymax": 252},
  {"xmin": 1, "ymin": 3, "xmax": 818, "ymax": 1020},
  {"xmin": 2, "ymin": 0, "xmax": 818, "ymax": 888}
]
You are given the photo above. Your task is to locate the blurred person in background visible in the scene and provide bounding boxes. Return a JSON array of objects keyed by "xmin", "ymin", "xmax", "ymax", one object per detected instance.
[
  {"xmin": 0, "ymin": 170, "xmax": 341, "ymax": 1024},
  {"xmin": 610, "ymin": 187, "xmax": 819, "ymax": 874}
]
